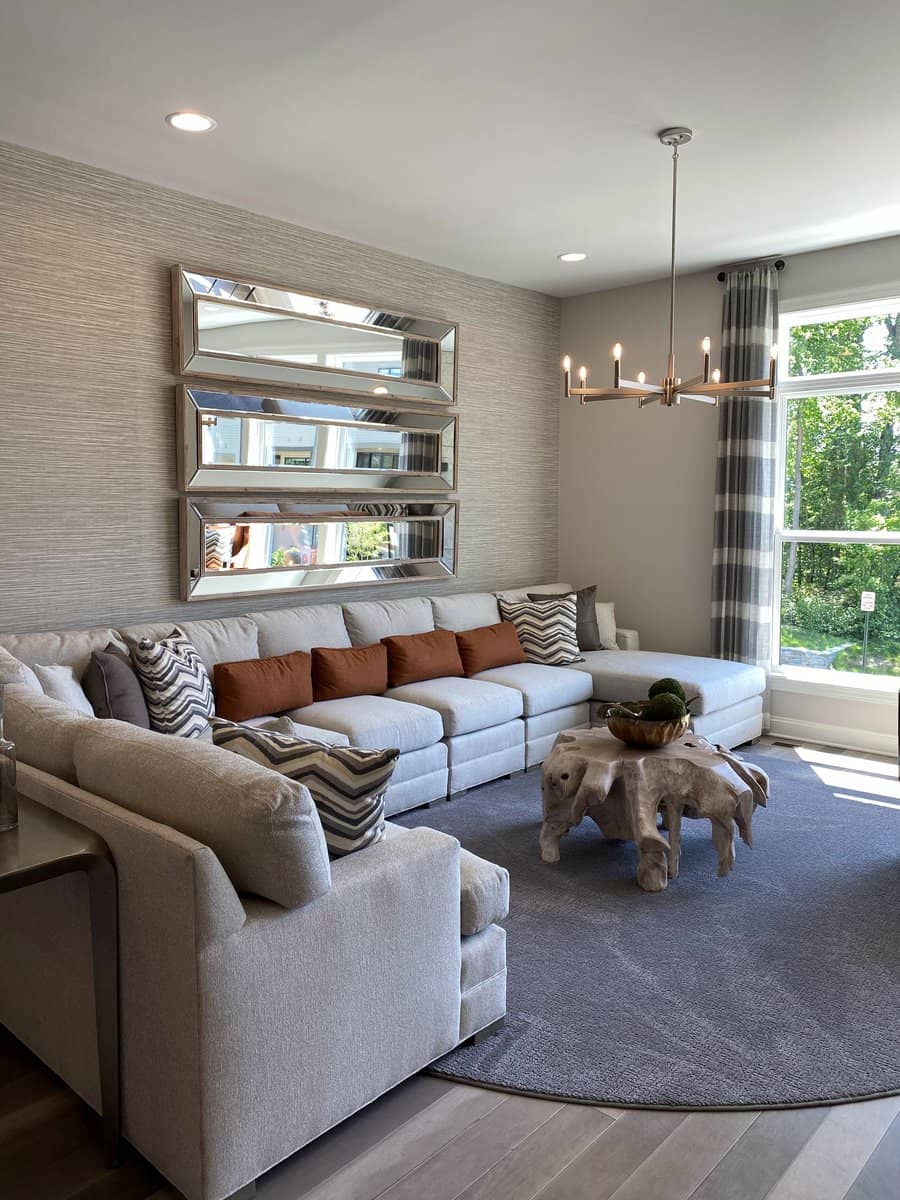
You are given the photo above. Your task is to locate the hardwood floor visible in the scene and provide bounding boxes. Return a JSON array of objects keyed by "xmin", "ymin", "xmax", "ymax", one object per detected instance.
[{"xmin": 3, "ymin": 739, "xmax": 898, "ymax": 1200}]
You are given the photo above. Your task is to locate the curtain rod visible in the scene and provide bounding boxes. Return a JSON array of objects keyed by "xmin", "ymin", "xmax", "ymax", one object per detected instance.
[{"xmin": 716, "ymin": 257, "xmax": 785, "ymax": 282}]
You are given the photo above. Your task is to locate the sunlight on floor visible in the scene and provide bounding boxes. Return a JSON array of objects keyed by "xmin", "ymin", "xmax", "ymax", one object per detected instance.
[{"xmin": 792, "ymin": 745, "xmax": 900, "ymax": 810}]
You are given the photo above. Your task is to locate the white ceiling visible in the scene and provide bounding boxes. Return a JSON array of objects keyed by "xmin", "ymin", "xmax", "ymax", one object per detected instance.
[{"xmin": 2, "ymin": 0, "xmax": 899, "ymax": 297}]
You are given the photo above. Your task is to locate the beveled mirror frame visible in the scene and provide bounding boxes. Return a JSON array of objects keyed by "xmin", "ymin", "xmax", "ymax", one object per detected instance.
[
  {"xmin": 173, "ymin": 265, "xmax": 458, "ymax": 404},
  {"xmin": 182, "ymin": 497, "xmax": 458, "ymax": 601},
  {"xmin": 178, "ymin": 384, "xmax": 458, "ymax": 494}
]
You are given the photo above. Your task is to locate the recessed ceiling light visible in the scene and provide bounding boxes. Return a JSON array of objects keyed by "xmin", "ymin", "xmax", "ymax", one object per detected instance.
[
  {"xmin": 558, "ymin": 251, "xmax": 587, "ymax": 263},
  {"xmin": 165, "ymin": 111, "xmax": 217, "ymax": 133}
]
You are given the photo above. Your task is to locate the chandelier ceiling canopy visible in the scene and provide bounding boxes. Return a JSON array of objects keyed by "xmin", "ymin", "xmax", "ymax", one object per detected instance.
[{"xmin": 562, "ymin": 127, "xmax": 778, "ymax": 410}]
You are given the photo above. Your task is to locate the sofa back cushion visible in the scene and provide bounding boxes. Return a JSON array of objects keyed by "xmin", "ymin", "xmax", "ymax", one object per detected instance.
[
  {"xmin": 73, "ymin": 720, "xmax": 331, "ymax": 909},
  {"xmin": 342, "ymin": 597, "xmax": 434, "ymax": 646},
  {"xmin": 431, "ymin": 593, "xmax": 502, "ymax": 633},
  {"xmin": 312, "ymin": 644, "xmax": 388, "ymax": 702},
  {"xmin": 213, "ymin": 651, "xmax": 313, "ymax": 722},
  {"xmin": 0, "ymin": 647, "xmax": 42, "ymax": 693},
  {"xmin": 382, "ymin": 629, "xmax": 464, "ymax": 687},
  {"xmin": 455, "ymin": 622, "xmax": 526, "ymax": 676},
  {"xmin": 0, "ymin": 627, "xmax": 129, "ymax": 677},
  {"xmin": 119, "ymin": 616, "xmax": 259, "ymax": 677},
  {"xmin": 494, "ymin": 582, "xmax": 574, "ymax": 605},
  {"xmin": 250, "ymin": 603, "xmax": 351, "ymax": 656},
  {"xmin": 2, "ymin": 685, "xmax": 94, "ymax": 783}
]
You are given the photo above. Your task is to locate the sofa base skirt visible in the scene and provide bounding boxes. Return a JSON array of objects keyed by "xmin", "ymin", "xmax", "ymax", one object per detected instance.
[
  {"xmin": 458, "ymin": 923, "xmax": 508, "ymax": 1043},
  {"xmin": 446, "ymin": 721, "xmax": 525, "ymax": 795},
  {"xmin": 692, "ymin": 695, "xmax": 764, "ymax": 749},
  {"xmin": 524, "ymin": 702, "xmax": 591, "ymax": 767},
  {"xmin": 384, "ymin": 743, "xmax": 449, "ymax": 816}
]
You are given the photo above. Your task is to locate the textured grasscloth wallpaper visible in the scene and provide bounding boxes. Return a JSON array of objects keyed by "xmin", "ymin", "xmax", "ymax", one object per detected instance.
[{"xmin": 0, "ymin": 142, "xmax": 560, "ymax": 634}]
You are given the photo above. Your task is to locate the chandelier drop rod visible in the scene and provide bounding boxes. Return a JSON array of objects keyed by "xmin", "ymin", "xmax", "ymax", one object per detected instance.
[{"xmin": 562, "ymin": 126, "xmax": 779, "ymax": 411}]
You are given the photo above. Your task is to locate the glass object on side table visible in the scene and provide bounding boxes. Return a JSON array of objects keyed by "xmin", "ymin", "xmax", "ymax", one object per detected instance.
[{"xmin": 0, "ymin": 683, "xmax": 18, "ymax": 832}]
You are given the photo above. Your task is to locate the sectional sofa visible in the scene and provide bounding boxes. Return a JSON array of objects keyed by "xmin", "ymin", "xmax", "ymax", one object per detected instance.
[{"xmin": 0, "ymin": 580, "xmax": 766, "ymax": 1199}]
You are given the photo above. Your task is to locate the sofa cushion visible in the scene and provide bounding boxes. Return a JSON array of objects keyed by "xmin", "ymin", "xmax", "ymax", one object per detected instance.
[
  {"xmin": 288, "ymin": 695, "xmax": 444, "ymax": 753},
  {"xmin": 261, "ymin": 715, "xmax": 350, "ymax": 747},
  {"xmin": 430, "ymin": 593, "xmax": 502, "ymax": 633},
  {"xmin": 249, "ymin": 603, "xmax": 351, "ymax": 656},
  {"xmin": 213, "ymin": 651, "xmax": 312, "ymax": 722},
  {"xmin": 456, "ymin": 622, "xmax": 526, "ymax": 675},
  {"xmin": 119, "ymin": 616, "xmax": 259, "ymax": 677},
  {"xmin": 459, "ymin": 848, "xmax": 510, "ymax": 935},
  {"xmin": 473, "ymin": 662, "xmax": 593, "ymax": 717},
  {"xmin": 342, "ymin": 597, "xmax": 435, "ymax": 645},
  {"xmin": 33, "ymin": 663, "xmax": 94, "ymax": 716},
  {"xmin": 569, "ymin": 650, "xmax": 766, "ymax": 716},
  {"xmin": 312, "ymin": 643, "xmax": 388, "ymax": 702},
  {"xmin": 2, "ymin": 685, "xmax": 93, "ymax": 784},
  {"xmin": 0, "ymin": 626, "xmax": 128, "ymax": 676},
  {"xmin": 383, "ymin": 629, "xmax": 464, "ymax": 687},
  {"xmin": 0, "ymin": 647, "xmax": 42, "ymax": 693},
  {"xmin": 80, "ymin": 648, "xmax": 150, "ymax": 727},
  {"xmin": 73, "ymin": 720, "xmax": 331, "ymax": 909},
  {"xmin": 498, "ymin": 595, "xmax": 583, "ymax": 667},
  {"xmin": 211, "ymin": 719, "xmax": 397, "ymax": 857},
  {"xmin": 131, "ymin": 631, "xmax": 216, "ymax": 738},
  {"xmin": 385, "ymin": 676, "xmax": 523, "ymax": 737}
]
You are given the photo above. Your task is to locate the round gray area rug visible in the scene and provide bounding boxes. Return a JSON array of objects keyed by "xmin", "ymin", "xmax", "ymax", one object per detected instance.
[{"xmin": 395, "ymin": 748, "xmax": 900, "ymax": 1109}]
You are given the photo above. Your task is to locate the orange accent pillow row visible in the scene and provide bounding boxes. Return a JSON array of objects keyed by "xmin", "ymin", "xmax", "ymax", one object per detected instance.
[
  {"xmin": 311, "ymin": 643, "xmax": 388, "ymax": 702},
  {"xmin": 381, "ymin": 629, "xmax": 464, "ymax": 687},
  {"xmin": 455, "ymin": 622, "xmax": 526, "ymax": 675},
  {"xmin": 213, "ymin": 651, "xmax": 312, "ymax": 722}
]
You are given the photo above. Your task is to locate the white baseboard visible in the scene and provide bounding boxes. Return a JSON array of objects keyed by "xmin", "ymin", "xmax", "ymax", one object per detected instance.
[{"xmin": 767, "ymin": 714, "xmax": 896, "ymax": 758}]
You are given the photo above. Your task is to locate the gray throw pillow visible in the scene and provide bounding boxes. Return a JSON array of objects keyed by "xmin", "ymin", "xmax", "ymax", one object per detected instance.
[
  {"xmin": 528, "ymin": 585, "xmax": 601, "ymax": 652},
  {"xmin": 82, "ymin": 645, "xmax": 151, "ymax": 728}
]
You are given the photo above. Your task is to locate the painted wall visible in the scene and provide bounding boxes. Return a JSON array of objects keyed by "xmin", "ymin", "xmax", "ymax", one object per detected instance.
[
  {"xmin": 0, "ymin": 142, "xmax": 560, "ymax": 634},
  {"xmin": 560, "ymin": 234, "xmax": 900, "ymax": 753}
]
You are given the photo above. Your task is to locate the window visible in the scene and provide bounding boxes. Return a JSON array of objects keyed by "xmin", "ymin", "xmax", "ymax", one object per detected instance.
[{"xmin": 775, "ymin": 298, "xmax": 900, "ymax": 678}]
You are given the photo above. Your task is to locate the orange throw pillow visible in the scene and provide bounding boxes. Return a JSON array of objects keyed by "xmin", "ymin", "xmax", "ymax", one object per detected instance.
[
  {"xmin": 213, "ymin": 651, "xmax": 312, "ymax": 722},
  {"xmin": 382, "ymin": 629, "xmax": 464, "ymax": 687},
  {"xmin": 455, "ymin": 622, "xmax": 526, "ymax": 676},
  {"xmin": 312, "ymin": 643, "xmax": 388, "ymax": 702}
]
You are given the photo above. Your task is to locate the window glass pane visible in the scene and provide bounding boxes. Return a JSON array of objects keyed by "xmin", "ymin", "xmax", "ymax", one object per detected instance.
[
  {"xmin": 779, "ymin": 541, "xmax": 900, "ymax": 676},
  {"xmin": 788, "ymin": 310, "xmax": 900, "ymax": 376},
  {"xmin": 783, "ymin": 391, "xmax": 900, "ymax": 531}
]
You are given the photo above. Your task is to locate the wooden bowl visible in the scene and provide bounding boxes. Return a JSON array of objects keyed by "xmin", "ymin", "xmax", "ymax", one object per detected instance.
[{"xmin": 606, "ymin": 713, "xmax": 690, "ymax": 749}]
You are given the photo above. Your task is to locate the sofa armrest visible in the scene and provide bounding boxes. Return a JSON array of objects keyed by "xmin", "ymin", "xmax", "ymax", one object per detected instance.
[
  {"xmin": 616, "ymin": 627, "xmax": 640, "ymax": 651},
  {"xmin": 198, "ymin": 823, "xmax": 463, "ymax": 1199}
]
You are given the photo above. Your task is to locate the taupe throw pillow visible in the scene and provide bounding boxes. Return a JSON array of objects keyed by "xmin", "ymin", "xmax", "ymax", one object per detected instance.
[
  {"xmin": 528, "ymin": 585, "xmax": 602, "ymax": 652},
  {"xmin": 83, "ymin": 645, "xmax": 151, "ymax": 728}
]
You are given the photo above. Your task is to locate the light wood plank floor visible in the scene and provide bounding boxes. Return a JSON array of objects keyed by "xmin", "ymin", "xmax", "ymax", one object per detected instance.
[{"xmin": 4, "ymin": 740, "xmax": 898, "ymax": 1200}]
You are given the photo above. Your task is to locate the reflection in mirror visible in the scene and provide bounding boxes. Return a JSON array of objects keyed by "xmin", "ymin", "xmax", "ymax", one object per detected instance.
[
  {"xmin": 175, "ymin": 267, "xmax": 457, "ymax": 403},
  {"xmin": 183, "ymin": 499, "xmax": 457, "ymax": 600},
  {"xmin": 179, "ymin": 387, "xmax": 456, "ymax": 492}
]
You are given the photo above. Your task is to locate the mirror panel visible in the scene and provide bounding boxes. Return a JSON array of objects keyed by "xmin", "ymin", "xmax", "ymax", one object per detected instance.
[
  {"xmin": 179, "ymin": 387, "xmax": 457, "ymax": 492},
  {"xmin": 175, "ymin": 267, "xmax": 457, "ymax": 404},
  {"xmin": 183, "ymin": 499, "xmax": 458, "ymax": 600}
]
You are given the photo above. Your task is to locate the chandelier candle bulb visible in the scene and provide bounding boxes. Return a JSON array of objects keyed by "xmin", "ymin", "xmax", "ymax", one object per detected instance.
[
  {"xmin": 769, "ymin": 344, "xmax": 779, "ymax": 391},
  {"xmin": 712, "ymin": 367, "xmax": 722, "ymax": 384},
  {"xmin": 562, "ymin": 356, "xmax": 572, "ymax": 397},
  {"xmin": 637, "ymin": 371, "xmax": 646, "ymax": 385}
]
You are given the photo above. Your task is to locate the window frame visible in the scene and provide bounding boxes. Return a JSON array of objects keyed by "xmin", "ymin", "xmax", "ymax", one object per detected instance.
[{"xmin": 771, "ymin": 295, "xmax": 900, "ymax": 687}]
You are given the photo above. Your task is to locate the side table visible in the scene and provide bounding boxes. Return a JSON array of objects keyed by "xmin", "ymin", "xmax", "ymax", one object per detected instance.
[{"xmin": 0, "ymin": 794, "xmax": 120, "ymax": 1166}]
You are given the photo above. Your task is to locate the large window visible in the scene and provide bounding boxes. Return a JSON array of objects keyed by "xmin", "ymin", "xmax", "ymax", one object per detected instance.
[{"xmin": 775, "ymin": 298, "xmax": 900, "ymax": 678}]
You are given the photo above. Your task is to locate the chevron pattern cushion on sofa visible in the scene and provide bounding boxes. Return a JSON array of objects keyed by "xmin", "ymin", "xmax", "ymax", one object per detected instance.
[
  {"xmin": 498, "ymin": 595, "xmax": 583, "ymax": 667},
  {"xmin": 210, "ymin": 719, "xmax": 399, "ymax": 855},
  {"xmin": 132, "ymin": 630, "xmax": 215, "ymax": 738}
]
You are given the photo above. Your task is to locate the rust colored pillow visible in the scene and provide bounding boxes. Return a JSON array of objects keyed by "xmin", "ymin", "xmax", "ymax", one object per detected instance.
[
  {"xmin": 455, "ymin": 622, "xmax": 526, "ymax": 676},
  {"xmin": 312, "ymin": 643, "xmax": 388, "ymax": 702},
  {"xmin": 382, "ymin": 629, "xmax": 464, "ymax": 687},
  {"xmin": 213, "ymin": 651, "xmax": 313, "ymax": 723}
]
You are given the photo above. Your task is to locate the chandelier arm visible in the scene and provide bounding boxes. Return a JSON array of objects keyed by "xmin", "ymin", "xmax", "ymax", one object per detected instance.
[
  {"xmin": 573, "ymin": 386, "xmax": 658, "ymax": 400},
  {"xmin": 678, "ymin": 392, "xmax": 720, "ymax": 407},
  {"xmin": 678, "ymin": 377, "xmax": 773, "ymax": 396}
]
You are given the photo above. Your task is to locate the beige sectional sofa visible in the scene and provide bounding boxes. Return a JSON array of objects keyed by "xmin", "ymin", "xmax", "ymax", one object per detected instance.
[{"xmin": 0, "ymin": 580, "xmax": 766, "ymax": 1199}]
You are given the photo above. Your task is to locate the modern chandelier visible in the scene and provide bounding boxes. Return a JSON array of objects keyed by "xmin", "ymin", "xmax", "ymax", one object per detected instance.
[{"xmin": 562, "ymin": 127, "xmax": 778, "ymax": 409}]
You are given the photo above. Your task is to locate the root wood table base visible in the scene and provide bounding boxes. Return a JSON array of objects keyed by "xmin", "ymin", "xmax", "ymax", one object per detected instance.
[{"xmin": 540, "ymin": 728, "xmax": 769, "ymax": 892}]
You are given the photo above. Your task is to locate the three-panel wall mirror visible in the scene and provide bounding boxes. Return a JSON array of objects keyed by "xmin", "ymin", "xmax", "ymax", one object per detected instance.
[
  {"xmin": 182, "ymin": 498, "xmax": 458, "ymax": 600},
  {"xmin": 173, "ymin": 266, "xmax": 458, "ymax": 404},
  {"xmin": 178, "ymin": 386, "xmax": 457, "ymax": 494}
]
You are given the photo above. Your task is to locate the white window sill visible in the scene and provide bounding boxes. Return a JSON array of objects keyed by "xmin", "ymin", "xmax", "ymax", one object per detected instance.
[{"xmin": 767, "ymin": 666, "xmax": 899, "ymax": 703}]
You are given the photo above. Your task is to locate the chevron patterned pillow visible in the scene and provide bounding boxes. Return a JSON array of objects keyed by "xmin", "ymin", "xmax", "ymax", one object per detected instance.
[
  {"xmin": 132, "ymin": 630, "xmax": 215, "ymax": 738},
  {"xmin": 209, "ymin": 720, "xmax": 398, "ymax": 856},
  {"xmin": 497, "ymin": 595, "xmax": 584, "ymax": 666}
]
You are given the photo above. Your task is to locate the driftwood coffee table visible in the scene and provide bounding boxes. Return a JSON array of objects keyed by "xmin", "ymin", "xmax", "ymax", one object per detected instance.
[{"xmin": 540, "ymin": 728, "xmax": 769, "ymax": 892}]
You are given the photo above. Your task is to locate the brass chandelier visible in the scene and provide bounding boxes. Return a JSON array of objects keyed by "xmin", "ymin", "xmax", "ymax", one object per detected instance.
[{"xmin": 562, "ymin": 127, "xmax": 778, "ymax": 409}]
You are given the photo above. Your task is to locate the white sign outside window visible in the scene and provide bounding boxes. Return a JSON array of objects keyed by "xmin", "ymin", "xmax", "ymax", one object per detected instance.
[{"xmin": 860, "ymin": 591, "xmax": 876, "ymax": 612}]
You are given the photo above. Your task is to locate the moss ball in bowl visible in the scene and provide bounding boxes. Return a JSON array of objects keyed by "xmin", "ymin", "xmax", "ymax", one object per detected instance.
[{"xmin": 606, "ymin": 691, "xmax": 690, "ymax": 749}]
